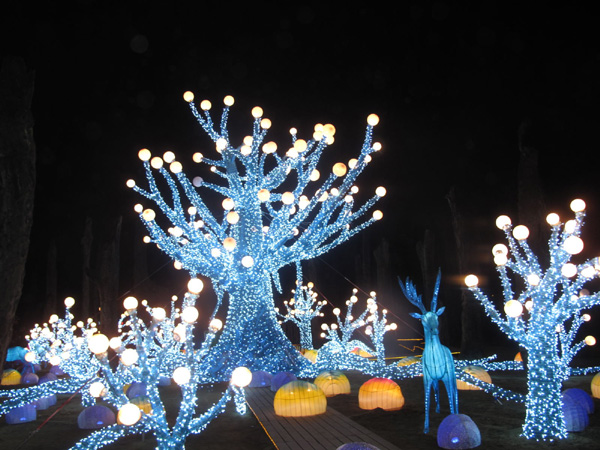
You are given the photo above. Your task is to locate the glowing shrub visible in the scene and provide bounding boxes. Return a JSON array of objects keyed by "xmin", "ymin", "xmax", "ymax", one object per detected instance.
[
  {"xmin": 437, "ymin": 414, "xmax": 481, "ymax": 449},
  {"xmin": 77, "ymin": 405, "xmax": 116, "ymax": 429},
  {"xmin": 5, "ymin": 403, "xmax": 36, "ymax": 424},
  {"xmin": 274, "ymin": 381, "xmax": 327, "ymax": 417},
  {"xmin": 271, "ymin": 371, "xmax": 297, "ymax": 392},
  {"xmin": 562, "ymin": 388, "xmax": 594, "ymax": 414},
  {"xmin": 314, "ymin": 371, "xmax": 350, "ymax": 397},
  {"xmin": 358, "ymin": 378, "xmax": 404, "ymax": 411},
  {"xmin": 456, "ymin": 366, "xmax": 491, "ymax": 391},
  {"xmin": 1, "ymin": 369, "xmax": 21, "ymax": 386},
  {"xmin": 248, "ymin": 370, "xmax": 272, "ymax": 388}
]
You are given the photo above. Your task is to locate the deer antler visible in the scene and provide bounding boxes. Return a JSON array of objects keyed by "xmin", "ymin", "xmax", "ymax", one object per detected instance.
[
  {"xmin": 398, "ymin": 276, "xmax": 427, "ymax": 314},
  {"xmin": 430, "ymin": 268, "xmax": 442, "ymax": 312}
]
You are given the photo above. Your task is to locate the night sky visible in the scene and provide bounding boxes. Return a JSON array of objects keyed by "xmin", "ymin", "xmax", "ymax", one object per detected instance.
[{"xmin": 2, "ymin": 1, "xmax": 600, "ymax": 351}]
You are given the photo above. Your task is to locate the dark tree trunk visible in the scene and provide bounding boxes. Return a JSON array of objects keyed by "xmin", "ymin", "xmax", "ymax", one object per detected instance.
[
  {"xmin": 446, "ymin": 187, "xmax": 483, "ymax": 358},
  {"xmin": 43, "ymin": 241, "xmax": 57, "ymax": 320},
  {"xmin": 0, "ymin": 57, "xmax": 35, "ymax": 369},
  {"xmin": 81, "ymin": 216, "xmax": 93, "ymax": 320}
]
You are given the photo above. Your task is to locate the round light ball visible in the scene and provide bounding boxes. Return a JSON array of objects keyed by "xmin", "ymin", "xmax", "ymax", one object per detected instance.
[
  {"xmin": 64, "ymin": 297, "xmax": 75, "ymax": 308},
  {"xmin": 173, "ymin": 367, "xmax": 191, "ymax": 385},
  {"xmin": 181, "ymin": 306, "xmax": 199, "ymax": 324},
  {"xmin": 257, "ymin": 189, "xmax": 270, "ymax": 202},
  {"xmin": 561, "ymin": 263, "xmax": 578, "ymax": 278},
  {"xmin": 372, "ymin": 210, "xmax": 383, "ymax": 220},
  {"xmin": 367, "ymin": 114, "xmax": 380, "ymax": 126},
  {"xmin": 223, "ymin": 237, "xmax": 236, "ymax": 251},
  {"xmin": 375, "ymin": 186, "xmax": 386, "ymax": 197},
  {"xmin": 570, "ymin": 199, "xmax": 586, "ymax": 213},
  {"xmin": 182, "ymin": 91, "xmax": 194, "ymax": 103},
  {"xmin": 465, "ymin": 274, "xmax": 479, "ymax": 288},
  {"xmin": 109, "ymin": 337, "xmax": 122, "ymax": 350},
  {"xmin": 187, "ymin": 278, "xmax": 204, "ymax": 294},
  {"xmin": 123, "ymin": 296, "xmax": 138, "ymax": 311},
  {"xmin": 241, "ymin": 256, "xmax": 254, "ymax": 267},
  {"xmin": 281, "ymin": 192, "xmax": 295, "ymax": 205},
  {"xmin": 563, "ymin": 235, "xmax": 584, "ymax": 255},
  {"xmin": 209, "ymin": 318, "xmax": 223, "ymax": 332},
  {"xmin": 89, "ymin": 381, "xmax": 107, "ymax": 398},
  {"xmin": 223, "ymin": 95, "xmax": 235, "ymax": 106},
  {"xmin": 138, "ymin": 148, "xmax": 151, "ymax": 161},
  {"xmin": 117, "ymin": 403, "xmax": 141, "ymax": 426},
  {"xmin": 546, "ymin": 213, "xmax": 560, "ymax": 226},
  {"xmin": 496, "ymin": 215, "xmax": 511, "ymax": 230},
  {"xmin": 226, "ymin": 211, "xmax": 240, "ymax": 224},
  {"xmin": 513, "ymin": 225, "xmax": 529, "ymax": 241},
  {"xmin": 332, "ymin": 163, "xmax": 347, "ymax": 177},
  {"xmin": 504, "ymin": 300, "xmax": 524, "ymax": 318},
  {"xmin": 88, "ymin": 334, "xmax": 110, "ymax": 355},
  {"xmin": 231, "ymin": 367, "xmax": 253, "ymax": 388},
  {"xmin": 585, "ymin": 336, "xmax": 596, "ymax": 346},
  {"xmin": 152, "ymin": 307, "xmax": 166, "ymax": 321},
  {"xmin": 120, "ymin": 349, "xmax": 139, "ymax": 366},
  {"xmin": 142, "ymin": 209, "xmax": 156, "ymax": 221},
  {"xmin": 492, "ymin": 244, "xmax": 508, "ymax": 256}
]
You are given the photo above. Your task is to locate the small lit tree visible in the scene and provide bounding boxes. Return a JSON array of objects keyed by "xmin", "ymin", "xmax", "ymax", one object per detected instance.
[
  {"xmin": 465, "ymin": 198, "xmax": 600, "ymax": 441},
  {"xmin": 364, "ymin": 299, "xmax": 397, "ymax": 364},
  {"xmin": 128, "ymin": 92, "xmax": 385, "ymax": 377}
]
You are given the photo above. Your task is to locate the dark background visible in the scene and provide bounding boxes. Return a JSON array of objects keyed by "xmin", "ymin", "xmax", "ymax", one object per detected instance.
[{"xmin": 2, "ymin": 1, "xmax": 600, "ymax": 356}]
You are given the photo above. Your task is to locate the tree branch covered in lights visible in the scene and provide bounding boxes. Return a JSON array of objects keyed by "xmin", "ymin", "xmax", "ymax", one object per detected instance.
[
  {"xmin": 465, "ymin": 198, "xmax": 600, "ymax": 441},
  {"xmin": 128, "ymin": 92, "xmax": 386, "ymax": 377}
]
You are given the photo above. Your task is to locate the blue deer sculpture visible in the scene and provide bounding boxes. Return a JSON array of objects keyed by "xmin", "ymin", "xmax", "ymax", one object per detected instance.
[{"xmin": 399, "ymin": 270, "xmax": 458, "ymax": 433}]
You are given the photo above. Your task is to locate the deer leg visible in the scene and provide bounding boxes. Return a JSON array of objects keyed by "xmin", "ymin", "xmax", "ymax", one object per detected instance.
[
  {"xmin": 432, "ymin": 379, "xmax": 441, "ymax": 413},
  {"xmin": 423, "ymin": 378, "xmax": 431, "ymax": 433}
]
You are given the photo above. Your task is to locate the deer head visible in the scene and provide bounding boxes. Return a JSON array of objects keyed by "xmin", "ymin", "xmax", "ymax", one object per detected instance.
[{"xmin": 399, "ymin": 269, "xmax": 445, "ymax": 334}]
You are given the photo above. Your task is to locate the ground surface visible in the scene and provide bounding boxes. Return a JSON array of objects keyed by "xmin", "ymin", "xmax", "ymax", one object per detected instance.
[{"xmin": 1, "ymin": 369, "xmax": 599, "ymax": 450}]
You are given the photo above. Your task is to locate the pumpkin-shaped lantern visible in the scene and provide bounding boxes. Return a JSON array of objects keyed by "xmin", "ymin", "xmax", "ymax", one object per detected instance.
[
  {"xmin": 5, "ymin": 403, "xmax": 36, "ymax": 424},
  {"xmin": 130, "ymin": 395, "xmax": 153, "ymax": 415},
  {"xmin": 314, "ymin": 371, "xmax": 350, "ymax": 397},
  {"xmin": 39, "ymin": 372, "xmax": 58, "ymax": 384},
  {"xmin": 21, "ymin": 372, "xmax": 39, "ymax": 385},
  {"xmin": 563, "ymin": 388, "xmax": 594, "ymax": 414},
  {"xmin": 158, "ymin": 376, "xmax": 171, "ymax": 386},
  {"xmin": 562, "ymin": 395, "xmax": 589, "ymax": 432},
  {"xmin": 249, "ymin": 370, "xmax": 272, "ymax": 388},
  {"xmin": 397, "ymin": 356, "xmax": 420, "ymax": 367},
  {"xmin": 35, "ymin": 394, "xmax": 57, "ymax": 410},
  {"xmin": 591, "ymin": 372, "xmax": 600, "ymax": 399},
  {"xmin": 437, "ymin": 414, "xmax": 481, "ymax": 449},
  {"xmin": 456, "ymin": 366, "xmax": 491, "ymax": 391},
  {"xmin": 77, "ymin": 405, "xmax": 116, "ymax": 429},
  {"xmin": 274, "ymin": 380, "xmax": 327, "ymax": 417},
  {"xmin": 358, "ymin": 378, "xmax": 404, "ymax": 411},
  {"xmin": 271, "ymin": 371, "xmax": 297, "ymax": 392},
  {"xmin": 49, "ymin": 365, "xmax": 65, "ymax": 376},
  {"xmin": 1, "ymin": 369, "xmax": 21, "ymax": 386},
  {"xmin": 350, "ymin": 347, "xmax": 372, "ymax": 358}
]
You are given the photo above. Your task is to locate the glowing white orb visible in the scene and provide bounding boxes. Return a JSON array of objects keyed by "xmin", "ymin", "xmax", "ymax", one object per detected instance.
[
  {"xmin": 332, "ymin": 162, "xmax": 347, "ymax": 177},
  {"xmin": 494, "ymin": 254, "xmax": 508, "ymax": 266},
  {"xmin": 142, "ymin": 209, "xmax": 156, "ymax": 221},
  {"xmin": 565, "ymin": 219, "xmax": 577, "ymax": 234},
  {"xmin": 88, "ymin": 334, "xmax": 110, "ymax": 355},
  {"xmin": 150, "ymin": 156, "xmax": 163, "ymax": 169},
  {"xmin": 226, "ymin": 211, "xmax": 240, "ymax": 224},
  {"xmin": 118, "ymin": 403, "xmax": 141, "ymax": 426},
  {"xmin": 257, "ymin": 189, "xmax": 270, "ymax": 202},
  {"xmin": 64, "ymin": 297, "xmax": 75, "ymax": 308},
  {"xmin": 527, "ymin": 274, "xmax": 540, "ymax": 286},
  {"xmin": 465, "ymin": 274, "xmax": 479, "ymax": 287},
  {"xmin": 367, "ymin": 114, "xmax": 380, "ymax": 126},
  {"xmin": 570, "ymin": 199, "xmax": 586, "ymax": 213},
  {"xmin": 492, "ymin": 244, "xmax": 508, "ymax": 256},
  {"xmin": 563, "ymin": 235, "xmax": 584, "ymax": 255},
  {"xmin": 561, "ymin": 263, "xmax": 578, "ymax": 278},
  {"xmin": 546, "ymin": 213, "xmax": 560, "ymax": 226},
  {"xmin": 108, "ymin": 337, "xmax": 121, "ymax": 350},
  {"xmin": 182, "ymin": 91, "xmax": 194, "ymax": 102},
  {"xmin": 120, "ymin": 348, "xmax": 139, "ymax": 366},
  {"xmin": 294, "ymin": 139, "xmax": 307, "ymax": 152},
  {"xmin": 251, "ymin": 106, "xmax": 263, "ymax": 118},
  {"xmin": 192, "ymin": 152, "xmax": 203, "ymax": 163},
  {"xmin": 163, "ymin": 151, "xmax": 175, "ymax": 163},
  {"xmin": 222, "ymin": 198, "xmax": 235, "ymax": 210},
  {"xmin": 261, "ymin": 118, "xmax": 272, "ymax": 129},
  {"xmin": 187, "ymin": 278, "xmax": 204, "ymax": 294},
  {"xmin": 170, "ymin": 161, "xmax": 182, "ymax": 173},
  {"xmin": 231, "ymin": 366, "xmax": 253, "ymax": 388},
  {"xmin": 223, "ymin": 95, "xmax": 234, "ymax": 106},
  {"xmin": 512, "ymin": 225, "xmax": 529, "ymax": 241},
  {"xmin": 200, "ymin": 100, "xmax": 211, "ymax": 111},
  {"xmin": 223, "ymin": 237, "xmax": 236, "ymax": 251},
  {"xmin": 138, "ymin": 148, "xmax": 151, "ymax": 161},
  {"xmin": 281, "ymin": 192, "xmax": 295, "ymax": 205},
  {"xmin": 310, "ymin": 169, "xmax": 320, "ymax": 182},
  {"xmin": 372, "ymin": 210, "xmax": 383, "ymax": 220},
  {"xmin": 582, "ymin": 313, "xmax": 591, "ymax": 322},
  {"xmin": 375, "ymin": 186, "xmax": 387, "ymax": 197},
  {"xmin": 181, "ymin": 306, "xmax": 199, "ymax": 324},
  {"xmin": 585, "ymin": 336, "xmax": 596, "ymax": 346},
  {"xmin": 495, "ymin": 215, "xmax": 511, "ymax": 230},
  {"xmin": 209, "ymin": 318, "xmax": 223, "ymax": 332},
  {"xmin": 123, "ymin": 296, "xmax": 138, "ymax": 310},
  {"xmin": 525, "ymin": 300, "xmax": 533, "ymax": 311},
  {"xmin": 89, "ymin": 381, "xmax": 107, "ymax": 398},
  {"xmin": 241, "ymin": 256, "xmax": 254, "ymax": 268},
  {"xmin": 24, "ymin": 352, "xmax": 35, "ymax": 363},
  {"xmin": 173, "ymin": 366, "xmax": 191, "ymax": 385},
  {"xmin": 504, "ymin": 300, "xmax": 524, "ymax": 318},
  {"xmin": 126, "ymin": 179, "xmax": 136, "ymax": 188},
  {"xmin": 152, "ymin": 307, "xmax": 166, "ymax": 322}
]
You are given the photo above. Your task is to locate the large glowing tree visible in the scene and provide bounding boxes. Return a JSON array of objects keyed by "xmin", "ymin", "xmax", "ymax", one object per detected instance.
[
  {"xmin": 465, "ymin": 199, "xmax": 600, "ymax": 441},
  {"xmin": 129, "ymin": 93, "xmax": 385, "ymax": 378}
]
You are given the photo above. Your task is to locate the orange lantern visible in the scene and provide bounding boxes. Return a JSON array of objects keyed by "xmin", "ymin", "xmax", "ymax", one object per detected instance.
[
  {"xmin": 1, "ymin": 369, "xmax": 21, "ymax": 386},
  {"xmin": 358, "ymin": 378, "xmax": 404, "ymax": 411},
  {"xmin": 350, "ymin": 347, "xmax": 372, "ymax": 358},
  {"xmin": 274, "ymin": 381, "xmax": 327, "ymax": 417},
  {"xmin": 591, "ymin": 373, "xmax": 600, "ymax": 399},
  {"xmin": 314, "ymin": 371, "xmax": 351, "ymax": 397},
  {"xmin": 456, "ymin": 366, "xmax": 492, "ymax": 390},
  {"xmin": 514, "ymin": 352, "xmax": 523, "ymax": 362}
]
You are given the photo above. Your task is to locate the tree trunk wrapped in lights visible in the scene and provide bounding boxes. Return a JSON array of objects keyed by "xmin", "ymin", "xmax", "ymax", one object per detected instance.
[
  {"xmin": 129, "ymin": 92, "xmax": 385, "ymax": 378},
  {"xmin": 465, "ymin": 198, "xmax": 600, "ymax": 441}
]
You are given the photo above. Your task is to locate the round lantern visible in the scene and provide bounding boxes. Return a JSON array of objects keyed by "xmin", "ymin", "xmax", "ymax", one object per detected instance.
[
  {"xmin": 358, "ymin": 378, "xmax": 404, "ymax": 411},
  {"xmin": 591, "ymin": 373, "xmax": 600, "ymax": 399},
  {"xmin": 274, "ymin": 381, "xmax": 327, "ymax": 417},
  {"xmin": 314, "ymin": 371, "xmax": 351, "ymax": 397},
  {"xmin": 1, "ymin": 369, "xmax": 21, "ymax": 386},
  {"xmin": 456, "ymin": 366, "xmax": 491, "ymax": 390},
  {"xmin": 126, "ymin": 381, "xmax": 147, "ymax": 399},
  {"xmin": 49, "ymin": 365, "xmax": 65, "ymax": 376},
  {"xmin": 350, "ymin": 347, "xmax": 373, "ymax": 358},
  {"xmin": 271, "ymin": 371, "xmax": 297, "ymax": 392},
  {"xmin": 21, "ymin": 372, "xmax": 39, "ymax": 385},
  {"xmin": 563, "ymin": 388, "xmax": 594, "ymax": 414},
  {"xmin": 337, "ymin": 443, "xmax": 381, "ymax": 450},
  {"xmin": 130, "ymin": 395, "xmax": 153, "ymax": 415},
  {"xmin": 35, "ymin": 395, "xmax": 57, "ymax": 410},
  {"xmin": 562, "ymin": 396, "xmax": 589, "ymax": 432},
  {"xmin": 77, "ymin": 405, "xmax": 116, "ymax": 429},
  {"xmin": 248, "ymin": 370, "xmax": 272, "ymax": 388},
  {"xmin": 437, "ymin": 414, "xmax": 481, "ymax": 449},
  {"xmin": 5, "ymin": 403, "xmax": 37, "ymax": 424}
]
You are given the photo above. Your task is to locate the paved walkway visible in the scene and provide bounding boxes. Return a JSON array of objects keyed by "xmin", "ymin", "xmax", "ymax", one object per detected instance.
[{"xmin": 245, "ymin": 388, "xmax": 401, "ymax": 450}]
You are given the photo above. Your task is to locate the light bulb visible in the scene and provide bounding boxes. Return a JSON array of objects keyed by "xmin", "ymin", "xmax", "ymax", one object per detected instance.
[
  {"xmin": 512, "ymin": 225, "xmax": 529, "ymax": 240},
  {"xmin": 173, "ymin": 366, "xmax": 191, "ymax": 385},
  {"xmin": 88, "ymin": 334, "xmax": 109, "ymax": 355},
  {"xmin": 231, "ymin": 366, "xmax": 253, "ymax": 387},
  {"xmin": 118, "ymin": 403, "xmax": 141, "ymax": 426},
  {"xmin": 496, "ymin": 215, "xmax": 511, "ymax": 230},
  {"xmin": 123, "ymin": 297, "xmax": 138, "ymax": 311},
  {"xmin": 181, "ymin": 306, "xmax": 199, "ymax": 324},
  {"xmin": 465, "ymin": 274, "xmax": 479, "ymax": 287},
  {"xmin": 188, "ymin": 278, "xmax": 204, "ymax": 294},
  {"xmin": 504, "ymin": 300, "xmax": 524, "ymax": 318}
]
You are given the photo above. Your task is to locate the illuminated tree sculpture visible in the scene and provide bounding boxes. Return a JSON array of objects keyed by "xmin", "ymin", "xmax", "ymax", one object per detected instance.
[
  {"xmin": 129, "ymin": 92, "xmax": 385, "ymax": 378},
  {"xmin": 276, "ymin": 272, "xmax": 326, "ymax": 350},
  {"xmin": 364, "ymin": 298, "xmax": 397, "ymax": 364},
  {"xmin": 465, "ymin": 198, "xmax": 600, "ymax": 441}
]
